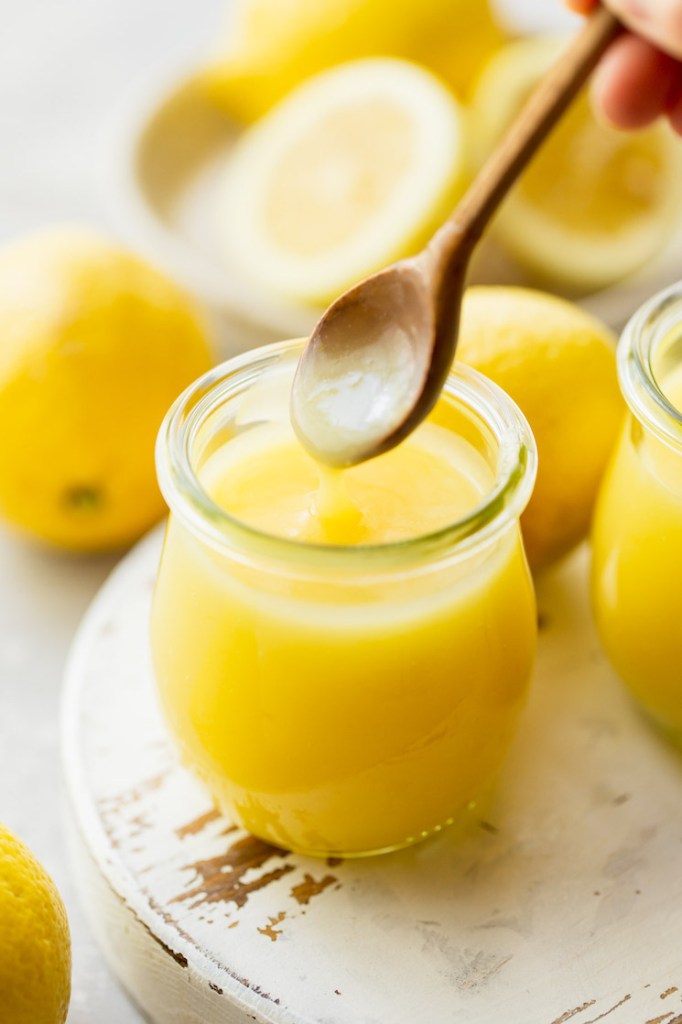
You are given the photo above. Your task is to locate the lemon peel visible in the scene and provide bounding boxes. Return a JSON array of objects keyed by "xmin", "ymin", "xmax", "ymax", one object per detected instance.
[
  {"xmin": 0, "ymin": 227, "xmax": 214, "ymax": 551},
  {"xmin": 458, "ymin": 286, "xmax": 623, "ymax": 571},
  {"xmin": 0, "ymin": 824, "xmax": 71, "ymax": 1024}
]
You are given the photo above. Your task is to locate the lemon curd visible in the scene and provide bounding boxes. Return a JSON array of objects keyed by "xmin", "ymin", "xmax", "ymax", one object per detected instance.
[
  {"xmin": 152, "ymin": 341, "xmax": 537, "ymax": 856},
  {"xmin": 592, "ymin": 286, "xmax": 682, "ymax": 738}
]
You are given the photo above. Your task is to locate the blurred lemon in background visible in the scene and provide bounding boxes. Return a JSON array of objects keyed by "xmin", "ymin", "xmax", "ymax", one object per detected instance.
[
  {"xmin": 471, "ymin": 36, "xmax": 682, "ymax": 292},
  {"xmin": 457, "ymin": 287, "xmax": 623, "ymax": 572},
  {"xmin": 219, "ymin": 58, "xmax": 469, "ymax": 306},
  {"xmin": 202, "ymin": 0, "xmax": 503, "ymax": 122},
  {"xmin": 0, "ymin": 824, "xmax": 71, "ymax": 1024},
  {"xmin": 0, "ymin": 227, "xmax": 214, "ymax": 551}
]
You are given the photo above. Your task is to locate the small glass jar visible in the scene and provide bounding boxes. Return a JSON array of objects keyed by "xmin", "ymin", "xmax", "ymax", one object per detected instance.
[
  {"xmin": 592, "ymin": 283, "xmax": 682, "ymax": 739},
  {"xmin": 151, "ymin": 339, "xmax": 537, "ymax": 857}
]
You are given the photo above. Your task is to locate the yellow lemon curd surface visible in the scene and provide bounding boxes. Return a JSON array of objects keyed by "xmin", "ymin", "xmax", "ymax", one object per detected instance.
[
  {"xmin": 152, "ymin": 391, "xmax": 536, "ymax": 856},
  {"xmin": 592, "ymin": 366, "xmax": 682, "ymax": 737}
]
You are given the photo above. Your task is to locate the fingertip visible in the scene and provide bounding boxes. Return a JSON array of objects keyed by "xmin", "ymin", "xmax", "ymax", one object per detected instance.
[
  {"xmin": 590, "ymin": 35, "xmax": 680, "ymax": 131},
  {"xmin": 591, "ymin": 65, "xmax": 657, "ymax": 131},
  {"xmin": 607, "ymin": 0, "xmax": 682, "ymax": 61}
]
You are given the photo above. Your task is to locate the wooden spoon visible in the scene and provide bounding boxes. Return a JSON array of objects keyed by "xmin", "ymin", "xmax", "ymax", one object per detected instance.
[{"xmin": 291, "ymin": 5, "xmax": 621, "ymax": 467}]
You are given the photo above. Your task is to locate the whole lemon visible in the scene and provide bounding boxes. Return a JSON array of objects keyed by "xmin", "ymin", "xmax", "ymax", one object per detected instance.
[
  {"xmin": 458, "ymin": 287, "xmax": 623, "ymax": 572},
  {"xmin": 0, "ymin": 824, "xmax": 71, "ymax": 1024},
  {"xmin": 0, "ymin": 228, "xmax": 214, "ymax": 551},
  {"xmin": 203, "ymin": 0, "xmax": 504, "ymax": 122}
]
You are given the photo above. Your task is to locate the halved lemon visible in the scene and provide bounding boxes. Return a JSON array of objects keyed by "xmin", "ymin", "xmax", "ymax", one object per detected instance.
[
  {"xmin": 219, "ymin": 58, "xmax": 469, "ymax": 306},
  {"xmin": 471, "ymin": 36, "xmax": 682, "ymax": 292}
]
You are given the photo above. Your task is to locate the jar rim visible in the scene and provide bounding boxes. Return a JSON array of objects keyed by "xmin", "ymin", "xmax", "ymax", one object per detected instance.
[
  {"xmin": 619, "ymin": 280, "xmax": 682, "ymax": 450},
  {"xmin": 156, "ymin": 339, "xmax": 537, "ymax": 570}
]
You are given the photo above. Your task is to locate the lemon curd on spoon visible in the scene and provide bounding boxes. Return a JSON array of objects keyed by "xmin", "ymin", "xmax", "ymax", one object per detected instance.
[{"xmin": 151, "ymin": 340, "xmax": 537, "ymax": 856}]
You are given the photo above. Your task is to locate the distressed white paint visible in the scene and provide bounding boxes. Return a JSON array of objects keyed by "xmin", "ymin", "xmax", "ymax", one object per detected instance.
[{"xmin": 63, "ymin": 527, "xmax": 682, "ymax": 1024}]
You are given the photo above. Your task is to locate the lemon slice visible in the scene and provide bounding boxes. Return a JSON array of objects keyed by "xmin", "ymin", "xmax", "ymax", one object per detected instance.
[
  {"xmin": 472, "ymin": 36, "xmax": 682, "ymax": 292},
  {"xmin": 219, "ymin": 58, "xmax": 469, "ymax": 305}
]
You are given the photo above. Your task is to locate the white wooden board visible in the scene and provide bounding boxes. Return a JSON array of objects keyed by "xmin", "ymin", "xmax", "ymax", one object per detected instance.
[{"xmin": 62, "ymin": 526, "xmax": 682, "ymax": 1024}]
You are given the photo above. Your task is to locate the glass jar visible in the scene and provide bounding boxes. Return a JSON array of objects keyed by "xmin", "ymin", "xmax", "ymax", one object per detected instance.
[
  {"xmin": 151, "ymin": 339, "xmax": 538, "ymax": 857},
  {"xmin": 592, "ymin": 283, "xmax": 682, "ymax": 739}
]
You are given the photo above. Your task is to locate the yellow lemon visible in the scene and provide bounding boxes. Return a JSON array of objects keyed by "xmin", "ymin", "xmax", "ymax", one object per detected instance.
[
  {"xmin": 0, "ymin": 824, "xmax": 71, "ymax": 1024},
  {"xmin": 471, "ymin": 36, "xmax": 682, "ymax": 292},
  {"xmin": 0, "ymin": 227, "xmax": 214, "ymax": 551},
  {"xmin": 458, "ymin": 287, "xmax": 623, "ymax": 572},
  {"xmin": 202, "ymin": 0, "xmax": 503, "ymax": 122},
  {"xmin": 219, "ymin": 58, "xmax": 469, "ymax": 306}
]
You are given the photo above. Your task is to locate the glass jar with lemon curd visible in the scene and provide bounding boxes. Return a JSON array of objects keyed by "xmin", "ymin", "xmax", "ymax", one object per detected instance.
[
  {"xmin": 151, "ymin": 339, "xmax": 538, "ymax": 857},
  {"xmin": 592, "ymin": 283, "xmax": 682, "ymax": 739}
]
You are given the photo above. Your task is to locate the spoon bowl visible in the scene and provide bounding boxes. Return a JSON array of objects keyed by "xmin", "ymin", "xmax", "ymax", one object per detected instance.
[
  {"xmin": 291, "ymin": 258, "xmax": 440, "ymax": 467},
  {"xmin": 291, "ymin": 5, "xmax": 621, "ymax": 467}
]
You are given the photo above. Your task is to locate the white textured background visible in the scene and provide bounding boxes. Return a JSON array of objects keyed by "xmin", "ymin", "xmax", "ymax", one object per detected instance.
[{"xmin": 0, "ymin": 1, "xmax": 576, "ymax": 1020}]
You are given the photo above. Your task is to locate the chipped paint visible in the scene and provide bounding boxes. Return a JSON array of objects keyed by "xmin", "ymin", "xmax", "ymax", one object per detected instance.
[
  {"xmin": 258, "ymin": 912, "xmax": 286, "ymax": 942},
  {"xmin": 176, "ymin": 808, "xmax": 223, "ymax": 839},
  {"xmin": 583, "ymin": 994, "xmax": 631, "ymax": 1024},
  {"xmin": 173, "ymin": 834, "xmax": 294, "ymax": 909},
  {"xmin": 132, "ymin": 907, "xmax": 188, "ymax": 969},
  {"xmin": 550, "ymin": 1001, "xmax": 597, "ymax": 1024},
  {"xmin": 290, "ymin": 873, "xmax": 337, "ymax": 906},
  {"xmin": 99, "ymin": 771, "xmax": 169, "ymax": 812}
]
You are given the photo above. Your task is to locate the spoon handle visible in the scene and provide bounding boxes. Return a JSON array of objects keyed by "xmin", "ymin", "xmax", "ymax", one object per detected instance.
[{"xmin": 431, "ymin": 5, "xmax": 622, "ymax": 261}]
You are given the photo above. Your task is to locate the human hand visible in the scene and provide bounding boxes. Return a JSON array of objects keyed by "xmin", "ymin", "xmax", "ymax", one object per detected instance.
[{"xmin": 567, "ymin": 0, "xmax": 682, "ymax": 134}]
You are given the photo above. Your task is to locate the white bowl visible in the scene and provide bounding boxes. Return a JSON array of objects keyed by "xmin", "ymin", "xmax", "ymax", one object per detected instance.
[{"xmin": 112, "ymin": 69, "xmax": 320, "ymax": 354}]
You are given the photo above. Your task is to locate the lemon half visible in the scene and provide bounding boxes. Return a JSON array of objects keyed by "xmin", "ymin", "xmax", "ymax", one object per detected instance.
[
  {"xmin": 219, "ymin": 58, "xmax": 469, "ymax": 306},
  {"xmin": 472, "ymin": 36, "xmax": 682, "ymax": 292}
]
